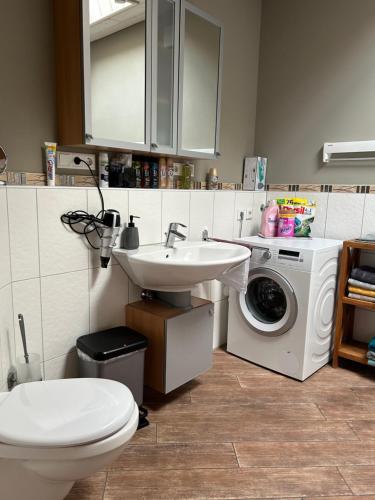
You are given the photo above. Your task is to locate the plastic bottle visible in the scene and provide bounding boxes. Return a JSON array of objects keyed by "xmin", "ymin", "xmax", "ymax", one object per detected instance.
[
  {"xmin": 260, "ymin": 200, "xmax": 279, "ymax": 238},
  {"xmin": 159, "ymin": 157, "xmax": 167, "ymax": 188},
  {"xmin": 166, "ymin": 158, "xmax": 174, "ymax": 189}
]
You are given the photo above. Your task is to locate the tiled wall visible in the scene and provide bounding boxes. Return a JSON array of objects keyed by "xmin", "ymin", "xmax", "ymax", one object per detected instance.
[{"xmin": 0, "ymin": 186, "xmax": 264, "ymax": 391}]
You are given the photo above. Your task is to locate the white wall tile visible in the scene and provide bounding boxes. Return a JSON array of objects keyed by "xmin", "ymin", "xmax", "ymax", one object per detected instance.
[
  {"xmin": 128, "ymin": 279, "xmax": 142, "ymax": 303},
  {"xmin": 0, "ymin": 188, "xmax": 11, "ymax": 289},
  {"xmin": 210, "ymin": 280, "xmax": 228, "ymax": 302},
  {"xmin": 87, "ymin": 188, "xmax": 129, "ymax": 268},
  {"xmin": 129, "ymin": 190, "xmax": 162, "ymax": 245},
  {"xmin": 12, "ymin": 279, "xmax": 43, "ymax": 359},
  {"xmin": 0, "ymin": 284, "xmax": 15, "ymax": 385},
  {"xmin": 213, "ymin": 191, "xmax": 236, "ymax": 240},
  {"xmin": 89, "ymin": 265, "xmax": 128, "ymax": 332},
  {"xmin": 41, "ymin": 270, "xmax": 89, "ymax": 360},
  {"xmin": 251, "ymin": 192, "xmax": 267, "ymax": 236},
  {"xmin": 212, "ymin": 299, "xmax": 228, "ymax": 349},
  {"xmin": 7, "ymin": 188, "xmax": 40, "ymax": 281},
  {"xmin": 361, "ymin": 194, "xmax": 375, "ymax": 238},
  {"xmin": 298, "ymin": 192, "xmax": 328, "ymax": 238},
  {"xmin": 161, "ymin": 191, "xmax": 190, "ymax": 242},
  {"xmin": 325, "ymin": 193, "xmax": 365, "ymax": 240},
  {"xmin": 44, "ymin": 351, "xmax": 78, "ymax": 380},
  {"xmin": 233, "ymin": 192, "xmax": 254, "ymax": 239},
  {"xmin": 191, "ymin": 281, "xmax": 211, "ymax": 301},
  {"xmin": 189, "ymin": 191, "xmax": 214, "ymax": 241},
  {"xmin": 38, "ymin": 188, "xmax": 89, "ymax": 276}
]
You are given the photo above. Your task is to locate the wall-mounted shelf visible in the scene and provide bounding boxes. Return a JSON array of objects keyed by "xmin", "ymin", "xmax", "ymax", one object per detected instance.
[{"xmin": 323, "ymin": 140, "xmax": 375, "ymax": 163}]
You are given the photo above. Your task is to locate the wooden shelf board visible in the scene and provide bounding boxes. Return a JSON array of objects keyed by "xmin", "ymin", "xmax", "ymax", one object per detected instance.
[
  {"xmin": 337, "ymin": 340, "xmax": 369, "ymax": 365},
  {"xmin": 344, "ymin": 240, "xmax": 375, "ymax": 251},
  {"xmin": 342, "ymin": 296, "xmax": 375, "ymax": 311}
]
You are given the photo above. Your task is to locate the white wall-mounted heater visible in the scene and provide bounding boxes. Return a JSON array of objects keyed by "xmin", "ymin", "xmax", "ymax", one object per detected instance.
[{"xmin": 323, "ymin": 140, "xmax": 375, "ymax": 163}]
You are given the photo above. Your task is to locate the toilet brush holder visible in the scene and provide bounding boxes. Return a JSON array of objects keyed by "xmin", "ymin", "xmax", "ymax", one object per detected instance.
[{"xmin": 15, "ymin": 353, "xmax": 42, "ymax": 384}]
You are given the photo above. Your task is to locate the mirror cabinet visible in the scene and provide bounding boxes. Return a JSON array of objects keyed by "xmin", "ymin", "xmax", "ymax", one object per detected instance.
[{"xmin": 54, "ymin": 0, "xmax": 223, "ymax": 159}]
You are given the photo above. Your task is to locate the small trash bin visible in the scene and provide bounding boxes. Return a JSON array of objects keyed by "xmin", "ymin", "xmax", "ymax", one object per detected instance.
[{"xmin": 76, "ymin": 326, "xmax": 148, "ymax": 407}]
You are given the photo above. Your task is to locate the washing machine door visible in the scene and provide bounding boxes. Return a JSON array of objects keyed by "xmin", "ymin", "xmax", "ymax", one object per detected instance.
[{"xmin": 239, "ymin": 268, "xmax": 298, "ymax": 337}]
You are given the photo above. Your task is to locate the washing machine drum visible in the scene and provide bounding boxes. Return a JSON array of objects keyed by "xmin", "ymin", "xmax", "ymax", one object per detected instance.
[{"xmin": 239, "ymin": 268, "xmax": 298, "ymax": 337}]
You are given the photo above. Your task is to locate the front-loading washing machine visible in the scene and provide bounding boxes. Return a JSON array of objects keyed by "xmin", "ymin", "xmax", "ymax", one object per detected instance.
[{"xmin": 227, "ymin": 236, "xmax": 342, "ymax": 380}]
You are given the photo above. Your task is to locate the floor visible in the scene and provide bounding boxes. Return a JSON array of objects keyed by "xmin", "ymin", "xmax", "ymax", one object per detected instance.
[{"xmin": 67, "ymin": 349, "xmax": 375, "ymax": 499}]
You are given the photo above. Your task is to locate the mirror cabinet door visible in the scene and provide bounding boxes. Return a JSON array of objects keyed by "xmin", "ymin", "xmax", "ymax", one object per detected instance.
[
  {"xmin": 178, "ymin": 2, "xmax": 223, "ymax": 159},
  {"xmin": 151, "ymin": 0, "xmax": 179, "ymax": 154},
  {"xmin": 83, "ymin": 0, "xmax": 151, "ymax": 150}
]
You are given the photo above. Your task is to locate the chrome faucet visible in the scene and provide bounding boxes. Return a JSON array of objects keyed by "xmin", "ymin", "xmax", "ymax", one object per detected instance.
[{"xmin": 165, "ymin": 222, "xmax": 187, "ymax": 248}]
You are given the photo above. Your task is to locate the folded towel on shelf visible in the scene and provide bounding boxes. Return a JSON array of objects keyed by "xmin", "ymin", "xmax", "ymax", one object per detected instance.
[
  {"xmin": 348, "ymin": 278, "xmax": 375, "ymax": 291},
  {"xmin": 367, "ymin": 350, "xmax": 375, "ymax": 360},
  {"xmin": 348, "ymin": 293, "xmax": 375, "ymax": 303},
  {"xmin": 368, "ymin": 359, "xmax": 375, "ymax": 367},
  {"xmin": 351, "ymin": 266, "xmax": 375, "ymax": 285},
  {"xmin": 348, "ymin": 286, "xmax": 375, "ymax": 298},
  {"xmin": 368, "ymin": 337, "xmax": 375, "ymax": 352}
]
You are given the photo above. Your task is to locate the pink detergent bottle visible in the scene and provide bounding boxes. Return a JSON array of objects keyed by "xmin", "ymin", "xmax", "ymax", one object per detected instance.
[{"xmin": 260, "ymin": 200, "xmax": 279, "ymax": 238}]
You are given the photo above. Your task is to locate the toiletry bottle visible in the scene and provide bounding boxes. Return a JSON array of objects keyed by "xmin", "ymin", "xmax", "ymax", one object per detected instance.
[
  {"xmin": 99, "ymin": 152, "xmax": 109, "ymax": 188},
  {"xmin": 173, "ymin": 162, "xmax": 183, "ymax": 189},
  {"xmin": 121, "ymin": 215, "xmax": 140, "ymax": 250},
  {"xmin": 167, "ymin": 158, "xmax": 174, "ymax": 189},
  {"xmin": 207, "ymin": 167, "xmax": 218, "ymax": 190},
  {"xmin": 133, "ymin": 161, "xmax": 142, "ymax": 188},
  {"xmin": 142, "ymin": 161, "xmax": 150, "ymax": 188},
  {"xmin": 150, "ymin": 161, "xmax": 159, "ymax": 188},
  {"xmin": 159, "ymin": 157, "xmax": 167, "ymax": 188}
]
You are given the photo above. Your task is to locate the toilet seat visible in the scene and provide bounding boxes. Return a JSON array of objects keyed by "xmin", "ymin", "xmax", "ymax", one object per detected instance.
[{"xmin": 0, "ymin": 378, "xmax": 135, "ymax": 447}]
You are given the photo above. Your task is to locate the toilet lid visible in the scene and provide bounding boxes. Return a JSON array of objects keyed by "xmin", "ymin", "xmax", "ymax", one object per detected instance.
[{"xmin": 0, "ymin": 378, "xmax": 135, "ymax": 447}]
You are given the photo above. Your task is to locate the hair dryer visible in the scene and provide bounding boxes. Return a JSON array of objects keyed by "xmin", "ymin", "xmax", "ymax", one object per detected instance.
[{"xmin": 98, "ymin": 209, "xmax": 121, "ymax": 268}]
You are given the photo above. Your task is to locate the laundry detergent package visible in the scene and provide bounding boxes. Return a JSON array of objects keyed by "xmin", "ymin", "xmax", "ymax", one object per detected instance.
[
  {"xmin": 294, "ymin": 203, "xmax": 316, "ymax": 237},
  {"xmin": 277, "ymin": 214, "xmax": 295, "ymax": 237}
]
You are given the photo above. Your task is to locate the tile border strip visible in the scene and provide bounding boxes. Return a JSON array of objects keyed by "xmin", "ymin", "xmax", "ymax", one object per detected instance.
[{"xmin": 267, "ymin": 183, "xmax": 372, "ymax": 194}]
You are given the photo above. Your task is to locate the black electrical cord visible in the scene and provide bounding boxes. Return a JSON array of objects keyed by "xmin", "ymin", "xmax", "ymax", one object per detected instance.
[{"xmin": 60, "ymin": 156, "xmax": 106, "ymax": 249}]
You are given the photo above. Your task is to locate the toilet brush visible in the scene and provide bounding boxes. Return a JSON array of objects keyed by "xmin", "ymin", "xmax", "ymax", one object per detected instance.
[{"xmin": 18, "ymin": 313, "xmax": 29, "ymax": 364}]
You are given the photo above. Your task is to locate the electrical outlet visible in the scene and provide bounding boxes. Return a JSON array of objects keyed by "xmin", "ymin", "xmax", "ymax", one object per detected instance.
[
  {"xmin": 57, "ymin": 152, "xmax": 96, "ymax": 171},
  {"xmin": 246, "ymin": 208, "xmax": 253, "ymax": 220}
]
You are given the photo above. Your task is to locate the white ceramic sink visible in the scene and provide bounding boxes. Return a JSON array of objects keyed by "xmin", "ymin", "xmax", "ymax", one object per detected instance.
[{"xmin": 113, "ymin": 241, "xmax": 250, "ymax": 292}]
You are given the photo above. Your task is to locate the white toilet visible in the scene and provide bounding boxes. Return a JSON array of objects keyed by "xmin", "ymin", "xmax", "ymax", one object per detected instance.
[{"xmin": 0, "ymin": 378, "xmax": 139, "ymax": 500}]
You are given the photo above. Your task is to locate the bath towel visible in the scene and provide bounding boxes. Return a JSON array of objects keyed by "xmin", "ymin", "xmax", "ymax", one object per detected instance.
[
  {"xmin": 348, "ymin": 278, "xmax": 375, "ymax": 291},
  {"xmin": 351, "ymin": 266, "xmax": 375, "ymax": 285},
  {"xmin": 367, "ymin": 351, "xmax": 375, "ymax": 360},
  {"xmin": 348, "ymin": 286, "xmax": 375, "ymax": 298},
  {"xmin": 348, "ymin": 293, "xmax": 375, "ymax": 303},
  {"xmin": 368, "ymin": 337, "xmax": 375, "ymax": 352}
]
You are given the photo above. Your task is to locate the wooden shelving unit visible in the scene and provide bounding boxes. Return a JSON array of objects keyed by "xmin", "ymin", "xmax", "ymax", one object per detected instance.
[{"xmin": 333, "ymin": 239, "xmax": 375, "ymax": 367}]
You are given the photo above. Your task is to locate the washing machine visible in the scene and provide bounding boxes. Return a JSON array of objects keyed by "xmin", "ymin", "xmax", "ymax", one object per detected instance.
[{"xmin": 227, "ymin": 236, "xmax": 342, "ymax": 380}]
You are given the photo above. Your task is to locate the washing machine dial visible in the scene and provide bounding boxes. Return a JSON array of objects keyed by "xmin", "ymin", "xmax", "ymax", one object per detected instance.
[{"xmin": 263, "ymin": 249, "xmax": 272, "ymax": 260}]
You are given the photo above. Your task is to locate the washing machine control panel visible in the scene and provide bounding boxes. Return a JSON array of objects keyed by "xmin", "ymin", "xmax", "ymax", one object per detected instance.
[{"xmin": 250, "ymin": 246, "xmax": 313, "ymax": 271}]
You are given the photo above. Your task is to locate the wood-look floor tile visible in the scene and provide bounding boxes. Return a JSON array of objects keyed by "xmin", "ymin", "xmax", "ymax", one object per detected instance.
[
  {"xmin": 350, "ymin": 420, "xmax": 375, "ymax": 441},
  {"xmin": 129, "ymin": 423, "xmax": 157, "ymax": 445},
  {"xmin": 108, "ymin": 443, "xmax": 238, "ymax": 471},
  {"xmin": 210, "ymin": 352, "xmax": 266, "ymax": 375},
  {"xmin": 319, "ymin": 403, "xmax": 375, "ymax": 420},
  {"xmin": 353, "ymin": 387, "xmax": 375, "ymax": 402},
  {"xmin": 157, "ymin": 420, "xmax": 357, "ymax": 444},
  {"xmin": 307, "ymin": 497, "xmax": 375, "ymax": 500},
  {"xmin": 190, "ymin": 385, "xmax": 355, "ymax": 405},
  {"xmin": 148, "ymin": 402, "xmax": 324, "ymax": 423},
  {"xmin": 339, "ymin": 466, "xmax": 375, "ymax": 495},
  {"xmin": 65, "ymin": 472, "xmax": 106, "ymax": 500},
  {"xmin": 234, "ymin": 441, "xmax": 375, "ymax": 467},
  {"xmin": 104, "ymin": 466, "xmax": 350, "ymax": 499},
  {"xmin": 238, "ymin": 365, "xmax": 375, "ymax": 390},
  {"xmin": 144, "ymin": 385, "xmax": 191, "ymax": 405}
]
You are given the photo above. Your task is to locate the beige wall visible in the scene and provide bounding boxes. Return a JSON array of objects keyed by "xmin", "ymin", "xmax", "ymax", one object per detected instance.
[
  {"xmin": 0, "ymin": 0, "xmax": 261, "ymax": 181},
  {"xmin": 255, "ymin": 0, "xmax": 375, "ymax": 185},
  {"xmin": 0, "ymin": 0, "xmax": 56, "ymax": 173}
]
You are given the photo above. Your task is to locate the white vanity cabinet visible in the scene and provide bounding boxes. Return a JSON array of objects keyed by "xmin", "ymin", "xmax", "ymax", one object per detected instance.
[{"xmin": 54, "ymin": 0, "xmax": 223, "ymax": 159}]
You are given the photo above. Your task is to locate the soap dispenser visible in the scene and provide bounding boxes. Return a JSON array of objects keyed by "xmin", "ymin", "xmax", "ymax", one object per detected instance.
[{"xmin": 121, "ymin": 215, "xmax": 140, "ymax": 250}]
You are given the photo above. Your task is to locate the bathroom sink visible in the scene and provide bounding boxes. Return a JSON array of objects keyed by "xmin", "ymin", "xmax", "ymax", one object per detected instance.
[{"xmin": 113, "ymin": 241, "xmax": 250, "ymax": 292}]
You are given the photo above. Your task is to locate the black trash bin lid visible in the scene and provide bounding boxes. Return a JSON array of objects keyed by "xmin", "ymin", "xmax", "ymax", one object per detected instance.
[{"xmin": 77, "ymin": 326, "xmax": 148, "ymax": 361}]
